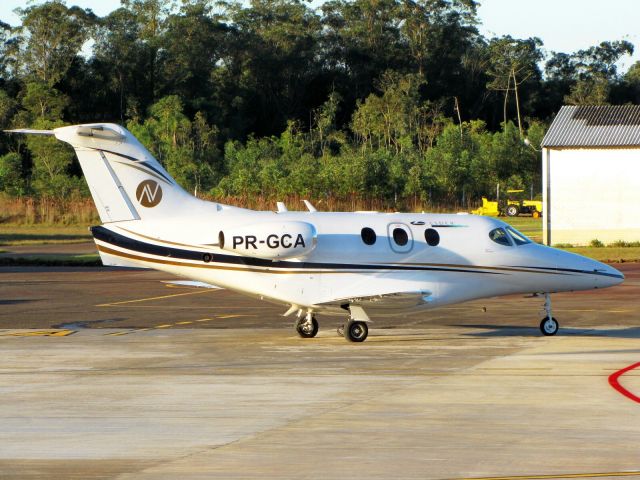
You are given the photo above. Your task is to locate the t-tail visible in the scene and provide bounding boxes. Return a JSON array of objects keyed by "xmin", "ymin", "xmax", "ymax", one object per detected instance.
[{"xmin": 7, "ymin": 123, "xmax": 216, "ymax": 223}]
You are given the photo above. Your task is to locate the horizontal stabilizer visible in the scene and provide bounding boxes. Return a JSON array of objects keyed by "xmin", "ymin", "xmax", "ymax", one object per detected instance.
[{"xmin": 4, "ymin": 129, "xmax": 54, "ymax": 135}]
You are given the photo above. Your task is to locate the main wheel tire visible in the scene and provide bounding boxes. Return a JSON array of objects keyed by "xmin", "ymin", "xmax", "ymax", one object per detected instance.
[
  {"xmin": 344, "ymin": 320, "xmax": 368, "ymax": 342},
  {"xmin": 540, "ymin": 317, "xmax": 559, "ymax": 336},
  {"xmin": 296, "ymin": 317, "xmax": 319, "ymax": 338},
  {"xmin": 506, "ymin": 205, "xmax": 519, "ymax": 217}
]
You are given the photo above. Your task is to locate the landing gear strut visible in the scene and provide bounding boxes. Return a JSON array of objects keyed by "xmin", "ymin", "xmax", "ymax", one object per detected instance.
[
  {"xmin": 539, "ymin": 293, "xmax": 559, "ymax": 336},
  {"xmin": 295, "ymin": 312, "xmax": 318, "ymax": 338}
]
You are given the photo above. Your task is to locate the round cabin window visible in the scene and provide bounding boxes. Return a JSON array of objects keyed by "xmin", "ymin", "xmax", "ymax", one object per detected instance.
[
  {"xmin": 424, "ymin": 228, "xmax": 440, "ymax": 246},
  {"xmin": 361, "ymin": 227, "xmax": 377, "ymax": 245},
  {"xmin": 392, "ymin": 227, "xmax": 408, "ymax": 246}
]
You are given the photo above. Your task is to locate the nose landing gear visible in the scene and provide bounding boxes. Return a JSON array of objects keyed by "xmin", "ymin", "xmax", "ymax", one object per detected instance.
[
  {"xmin": 295, "ymin": 311, "xmax": 319, "ymax": 338},
  {"xmin": 539, "ymin": 293, "xmax": 559, "ymax": 336}
]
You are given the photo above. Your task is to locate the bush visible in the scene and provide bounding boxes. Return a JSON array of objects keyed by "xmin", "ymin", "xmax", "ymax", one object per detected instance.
[
  {"xmin": 589, "ymin": 239, "xmax": 604, "ymax": 248},
  {"xmin": 609, "ymin": 240, "xmax": 640, "ymax": 248}
]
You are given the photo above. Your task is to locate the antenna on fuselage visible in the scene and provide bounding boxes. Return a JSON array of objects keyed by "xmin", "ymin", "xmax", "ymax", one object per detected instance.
[
  {"xmin": 303, "ymin": 200, "xmax": 317, "ymax": 212},
  {"xmin": 276, "ymin": 201, "xmax": 288, "ymax": 213}
]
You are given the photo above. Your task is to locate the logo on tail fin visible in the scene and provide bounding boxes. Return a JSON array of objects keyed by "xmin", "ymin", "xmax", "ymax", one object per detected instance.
[{"xmin": 136, "ymin": 180, "xmax": 163, "ymax": 207}]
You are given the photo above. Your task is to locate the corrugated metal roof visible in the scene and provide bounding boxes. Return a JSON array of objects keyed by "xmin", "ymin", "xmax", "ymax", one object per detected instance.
[{"xmin": 541, "ymin": 105, "xmax": 640, "ymax": 147}]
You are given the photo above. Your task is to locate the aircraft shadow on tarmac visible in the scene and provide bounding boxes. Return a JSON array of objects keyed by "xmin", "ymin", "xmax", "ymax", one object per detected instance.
[
  {"xmin": 52, "ymin": 318, "xmax": 129, "ymax": 329},
  {"xmin": 0, "ymin": 299, "xmax": 34, "ymax": 305},
  {"xmin": 454, "ymin": 324, "xmax": 640, "ymax": 339}
]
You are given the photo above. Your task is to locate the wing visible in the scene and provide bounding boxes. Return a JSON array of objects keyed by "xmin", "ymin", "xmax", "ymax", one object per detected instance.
[{"xmin": 318, "ymin": 290, "xmax": 432, "ymax": 312}]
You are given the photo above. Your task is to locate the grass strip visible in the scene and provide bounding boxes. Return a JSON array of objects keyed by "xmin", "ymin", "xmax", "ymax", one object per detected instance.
[
  {"xmin": 563, "ymin": 247, "xmax": 640, "ymax": 263},
  {"xmin": 0, "ymin": 254, "xmax": 101, "ymax": 267},
  {"xmin": 0, "ymin": 224, "xmax": 92, "ymax": 246}
]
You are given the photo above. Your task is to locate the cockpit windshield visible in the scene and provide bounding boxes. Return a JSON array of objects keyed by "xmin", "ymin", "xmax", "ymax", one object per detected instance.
[
  {"xmin": 489, "ymin": 228, "xmax": 512, "ymax": 246},
  {"xmin": 505, "ymin": 226, "xmax": 531, "ymax": 245},
  {"xmin": 489, "ymin": 226, "xmax": 532, "ymax": 247}
]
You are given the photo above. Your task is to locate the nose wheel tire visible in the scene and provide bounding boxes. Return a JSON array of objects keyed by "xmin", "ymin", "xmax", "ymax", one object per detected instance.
[
  {"xmin": 540, "ymin": 317, "xmax": 559, "ymax": 336},
  {"xmin": 344, "ymin": 320, "xmax": 368, "ymax": 342},
  {"xmin": 296, "ymin": 317, "xmax": 319, "ymax": 338}
]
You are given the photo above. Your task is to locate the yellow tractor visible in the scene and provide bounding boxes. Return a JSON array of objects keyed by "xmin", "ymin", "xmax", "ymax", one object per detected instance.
[
  {"xmin": 472, "ymin": 189, "xmax": 542, "ymax": 218},
  {"xmin": 504, "ymin": 190, "xmax": 542, "ymax": 218},
  {"xmin": 472, "ymin": 197, "xmax": 500, "ymax": 217}
]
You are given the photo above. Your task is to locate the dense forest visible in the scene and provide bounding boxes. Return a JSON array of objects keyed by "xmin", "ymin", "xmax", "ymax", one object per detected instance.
[{"xmin": 0, "ymin": 0, "xmax": 639, "ymax": 214}]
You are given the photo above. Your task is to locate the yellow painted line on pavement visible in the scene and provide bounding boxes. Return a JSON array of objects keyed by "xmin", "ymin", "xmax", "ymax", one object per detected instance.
[
  {"xmin": 0, "ymin": 330, "xmax": 75, "ymax": 337},
  {"xmin": 104, "ymin": 314, "xmax": 252, "ymax": 336},
  {"xmin": 104, "ymin": 328, "xmax": 152, "ymax": 336},
  {"xmin": 96, "ymin": 289, "xmax": 215, "ymax": 307},
  {"xmin": 449, "ymin": 471, "xmax": 640, "ymax": 480}
]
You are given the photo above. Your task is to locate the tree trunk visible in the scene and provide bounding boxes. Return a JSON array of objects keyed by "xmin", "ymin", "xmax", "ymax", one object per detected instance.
[
  {"xmin": 513, "ymin": 68, "xmax": 523, "ymax": 137},
  {"xmin": 503, "ymin": 74, "xmax": 511, "ymax": 129}
]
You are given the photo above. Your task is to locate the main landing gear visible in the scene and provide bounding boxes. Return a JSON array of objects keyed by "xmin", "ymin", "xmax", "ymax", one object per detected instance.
[
  {"xmin": 337, "ymin": 305, "xmax": 370, "ymax": 342},
  {"xmin": 293, "ymin": 306, "xmax": 371, "ymax": 342},
  {"xmin": 342, "ymin": 320, "xmax": 369, "ymax": 342},
  {"xmin": 295, "ymin": 312, "xmax": 319, "ymax": 338},
  {"xmin": 539, "ymin": 293, "xmax": 559, "ymax": 336}
]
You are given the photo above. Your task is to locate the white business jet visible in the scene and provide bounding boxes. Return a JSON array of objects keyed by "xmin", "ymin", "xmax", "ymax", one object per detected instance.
[{"xmin": 8, "ymin": 124, "xmax": 624, "ymax": 342}]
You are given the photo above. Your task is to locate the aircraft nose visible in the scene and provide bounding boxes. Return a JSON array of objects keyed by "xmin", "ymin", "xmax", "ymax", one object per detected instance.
[{"xmin": 590, "ymin": 260, "xmax": 624, "ymax": 288}]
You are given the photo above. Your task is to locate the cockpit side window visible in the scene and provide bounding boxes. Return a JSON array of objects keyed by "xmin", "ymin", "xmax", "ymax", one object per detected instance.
[
  {"xmin": 505, "ymin": 226, "xmax": 531, "ymax": 246},
  {"xmin": 489, "ymin": 228, "xmax": 512, "ymax": 246}
]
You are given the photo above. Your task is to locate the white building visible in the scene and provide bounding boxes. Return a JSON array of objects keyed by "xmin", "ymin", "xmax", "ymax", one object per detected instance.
[{"xmin": 541, "ymin": 105, "xmax": 640, "ymax": 246}]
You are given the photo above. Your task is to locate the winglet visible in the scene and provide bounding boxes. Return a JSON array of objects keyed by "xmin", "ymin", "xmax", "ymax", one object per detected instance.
[{"xmin": 4, "ymin": 129, "xmax": 55, "ymax": 135}]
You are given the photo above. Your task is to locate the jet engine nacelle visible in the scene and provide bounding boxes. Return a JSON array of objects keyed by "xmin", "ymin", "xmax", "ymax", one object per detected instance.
[{"xmin": 218, "ymin": 221, "xmax": 317, "ymax": 260}]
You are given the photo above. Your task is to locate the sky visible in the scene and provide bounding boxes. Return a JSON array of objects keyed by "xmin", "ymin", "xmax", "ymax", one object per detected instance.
[{"xmin": 1, "ymin": 0, "xmax": 639, "ymax": 73}]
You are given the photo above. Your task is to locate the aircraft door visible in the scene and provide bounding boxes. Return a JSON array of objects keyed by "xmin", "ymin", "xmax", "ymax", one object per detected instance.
[{"xmin": 387, "ymin": 223, "xmax": 413, "ymax": 253}]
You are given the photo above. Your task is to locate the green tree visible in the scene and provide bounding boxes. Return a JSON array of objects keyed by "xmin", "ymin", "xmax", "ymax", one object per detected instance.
[
  {"xmin": 321, "ymin": 0, "xmax": 403, "ymax": 101},
  {"xmin": 121, "ymin": 0, "xmax": 172, "ymax": 100},
  {"xmin": 545, "ymin": 40, "xmax": 634, "ymax": 109},
  {"xmin": 128, "ymin": 95, "xmax": 221, "ymax": 194},
  {"xmin": 20, "ymin": 81, "xmax": 68, "ymax": 123},
  {"xmin": 0, "ymin": 152, "xmax": 26, "ymax": 196},
  {"xmin": 486, "ymin": 36, "xmax": 543, "ymax": 136},
  {"xmin": 26, "ymin": 124, "xmax": 79, "ymax": 198},
  {"xmin": 219, "ymin": 0, "xmax": 322, "ymax": 136},
  {"xmin": 546, "ymin": 41, "xmax": 634, "ymax": 82},
  {"xmin": 160, "ymin": 1, "xmax": 228, "ymax": 114},
  {"xmin": 621, "ymin": 61, "xmax": 640, "ymax": 104},
  {"xmin": 564, "ymin": 73, "xmax": 610, "ymax": 105},
  {"xmin": 14, "ymin": 1, "xmax": 95, "ymax": 86},
  {"xmin": 15, "ymin": 81, "xmax": 78, "ymax": 199},
  {"xmin": 92, "ymin": 7, "xmax": 148, "ymax": 121},
  {"xmin": 351, "ymin": 71, "xmax": 425, "ymax": 153},
  {"xmin": 397, "ymin": 0, "xmax": 480, "ymax": 104}
]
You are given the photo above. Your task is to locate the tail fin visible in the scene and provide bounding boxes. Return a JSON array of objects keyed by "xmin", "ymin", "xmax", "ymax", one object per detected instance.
[{"xmin": 10, "ymin": 123, "xmax": 212, "ymax": 223}]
